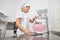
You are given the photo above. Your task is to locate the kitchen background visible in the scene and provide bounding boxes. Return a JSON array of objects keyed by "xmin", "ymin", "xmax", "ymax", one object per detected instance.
[{"xmin": 0, "ymin": 0, "xmax": 60, "ymax": 40}]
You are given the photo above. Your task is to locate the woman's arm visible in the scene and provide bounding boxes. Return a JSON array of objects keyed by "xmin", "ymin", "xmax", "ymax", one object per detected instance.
[
  {"xmin": 30, "ymin": 16, "xmax": 38, "ymax": 23},
  {"xmin": 16, "ymin": 18, "xmax": 25, "ymax": 31},
  {"xmin": 30, "ymin": 18, "xmax": 35, "ymax": 23},
  {"xmin": 16, "ymin": 18, "xmax": 32, "ymax": 35}
]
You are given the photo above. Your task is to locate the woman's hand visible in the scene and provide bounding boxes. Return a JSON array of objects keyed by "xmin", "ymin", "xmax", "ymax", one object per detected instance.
[
  {"xmin": 23, "ymin": 29, "xmax": 33, "ymax": 35},
  {"xmin": 34, "ymin": 16, "xmax": 39, "ymax": 19},
  {"xmin": 33, "ymin": 16, "xmax": 39, "ymax": 21},
  {"xmin": 30, "ymin": 16, "xmax": 39, "ymax": 23}
]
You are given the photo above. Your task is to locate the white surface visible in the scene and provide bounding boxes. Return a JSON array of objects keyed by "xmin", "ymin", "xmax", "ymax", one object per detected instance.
[{"xmin": 5, "ymin": 30, "xmax": 14, "ymax": 37}]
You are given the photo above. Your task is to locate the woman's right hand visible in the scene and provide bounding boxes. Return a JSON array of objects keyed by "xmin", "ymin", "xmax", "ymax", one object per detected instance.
[{"xmin": 23, "ymin": 29, "xmax": 33, "ymax": 35}]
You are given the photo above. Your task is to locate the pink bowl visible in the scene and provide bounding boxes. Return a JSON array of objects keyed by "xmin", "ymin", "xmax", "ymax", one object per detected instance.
[{"xmin": 32, "ymin": 24, "xmax": 46, "ymax": 32}]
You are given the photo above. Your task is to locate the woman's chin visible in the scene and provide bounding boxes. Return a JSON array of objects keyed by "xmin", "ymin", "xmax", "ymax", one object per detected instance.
[{"xmin": 24, "ymin": 11, "xmax": 29, "ymax": 13}]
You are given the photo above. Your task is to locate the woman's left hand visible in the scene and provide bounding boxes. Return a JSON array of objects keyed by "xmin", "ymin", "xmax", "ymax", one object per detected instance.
[
  {"xmin": 30, "ymin": 16, "xmax": 39, "ymax": 23},
  {"xmin": 34, "ymin": 16, "xmax": 39, "ymax": 19}
]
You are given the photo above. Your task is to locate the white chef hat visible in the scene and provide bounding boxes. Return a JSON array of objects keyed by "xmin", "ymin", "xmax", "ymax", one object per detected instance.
[
  {"xmin": 23, "ymin": 3, "xmax": 30, "ymax": 7},
  {"xmin": 21, "ymin": 2, "xmax": 30, "ymax": 9}
]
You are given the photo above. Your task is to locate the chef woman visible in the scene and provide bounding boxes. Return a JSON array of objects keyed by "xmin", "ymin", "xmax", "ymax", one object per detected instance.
[{"xmin": 16, "ymin": 2, "xmax": 39, "ymax": 37}]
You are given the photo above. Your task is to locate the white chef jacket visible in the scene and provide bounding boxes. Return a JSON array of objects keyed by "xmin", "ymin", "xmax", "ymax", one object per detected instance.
[{"xmin": 16, "ymin": 10, "xmax": 38, "ymax": 37}]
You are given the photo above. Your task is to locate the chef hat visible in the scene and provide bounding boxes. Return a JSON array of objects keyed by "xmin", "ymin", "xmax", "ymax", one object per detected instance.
[
  {"xmin": 23, "ymin": 3, "xmax": 30, "ymax": 7},
  {"xmin": 21, "ymin": 2, "xmax": 30, "ymax": 9}
]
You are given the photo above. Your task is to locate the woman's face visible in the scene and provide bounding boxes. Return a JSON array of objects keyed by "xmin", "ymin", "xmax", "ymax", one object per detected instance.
[{"xmin": 22, "ymin": 6, "xmax": 30, "ymax": 13}]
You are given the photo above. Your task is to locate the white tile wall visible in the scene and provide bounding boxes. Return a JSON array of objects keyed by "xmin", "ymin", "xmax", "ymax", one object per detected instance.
[{"xmin": 48, "ymin": 0, "xmax": 60, "ymax": 32}]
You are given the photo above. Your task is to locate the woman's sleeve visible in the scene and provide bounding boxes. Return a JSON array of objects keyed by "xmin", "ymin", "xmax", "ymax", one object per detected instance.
[{"xmin": 16, "ymin": 11, "xmax": 23, "ymax": 19}]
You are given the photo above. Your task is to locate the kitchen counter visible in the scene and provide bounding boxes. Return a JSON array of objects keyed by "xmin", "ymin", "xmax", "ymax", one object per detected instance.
[
  {"xmin": 1, "ymin": 34, "xmax": 48, "ymax": 40},
  {"xmin": 17, "ymin": 34, "xmax": 48, "ymax": 40},
  {"xmin": 0, "ymin": 31, "xmax": 60, "ymax": 40},
  {"xmin": 0, "ymin": 32, "xmax": 49, "ymax": 40}
]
